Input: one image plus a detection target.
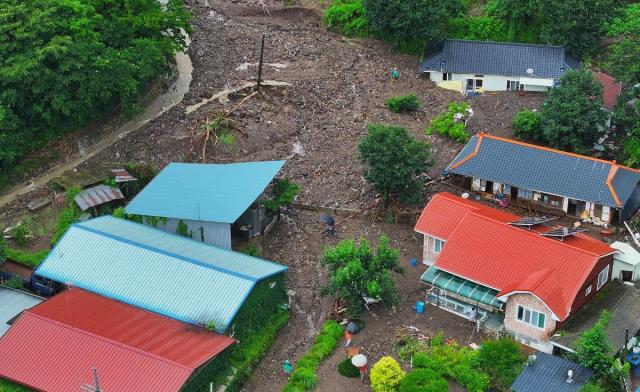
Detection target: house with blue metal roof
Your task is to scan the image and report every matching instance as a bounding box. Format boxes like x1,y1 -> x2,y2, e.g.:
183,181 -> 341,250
34,216 -> 288,333
125,161 -> 285,249
445,133 -> 640,224
420,40 -> 579,93
511,352 -> 592,392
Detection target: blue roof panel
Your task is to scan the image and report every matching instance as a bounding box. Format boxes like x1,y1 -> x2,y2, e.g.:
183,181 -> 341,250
446,135 -> 640,208
125,161 -> 285,223
35,218 -> 287,331
511,352 -> 592,392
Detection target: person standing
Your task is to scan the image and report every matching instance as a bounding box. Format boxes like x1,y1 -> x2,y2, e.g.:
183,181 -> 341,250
345,330 -> 353,347
391,67 -> 399,81
282,359 -> 293,377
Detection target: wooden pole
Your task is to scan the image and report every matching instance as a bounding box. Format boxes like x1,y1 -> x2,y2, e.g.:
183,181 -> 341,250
257,34 -> 265,91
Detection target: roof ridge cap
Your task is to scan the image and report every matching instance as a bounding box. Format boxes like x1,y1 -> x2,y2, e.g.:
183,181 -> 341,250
445,39 -> 566,50
22,311 -> 194,371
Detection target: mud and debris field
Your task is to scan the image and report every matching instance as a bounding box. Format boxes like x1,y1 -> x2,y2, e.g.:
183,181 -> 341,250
0,1 -> 548,391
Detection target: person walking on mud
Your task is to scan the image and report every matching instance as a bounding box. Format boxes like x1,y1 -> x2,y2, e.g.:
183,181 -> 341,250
391,67 -> 399,81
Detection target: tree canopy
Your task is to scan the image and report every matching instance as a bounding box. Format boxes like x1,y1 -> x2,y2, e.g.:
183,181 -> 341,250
0,0 -> 191,170
322,235 -> 402,317
359,123 -> 432,206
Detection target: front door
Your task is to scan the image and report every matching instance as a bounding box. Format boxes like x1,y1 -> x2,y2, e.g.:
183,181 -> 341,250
622,270 -> 633,282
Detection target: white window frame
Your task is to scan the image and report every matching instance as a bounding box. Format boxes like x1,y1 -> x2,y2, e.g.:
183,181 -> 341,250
597,265 -> 610,290
516,305 -> 546,329
585,285 -> 592,297
433,238 -> 444,253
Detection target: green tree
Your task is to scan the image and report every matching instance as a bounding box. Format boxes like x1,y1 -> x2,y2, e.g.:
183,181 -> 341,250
538,69 -> 607,153
476,337 -> 525,390
487,0 -> 541,42
361,0 -> 460,51
399,369 -> 448,392
538,0 -> 624,58
370,356 -> 406,392
606,3 -> 640,36
359,124 -> 432,206
322,236 -> 403,317
570,310 -> 612,377
0,0 -> 191,171
606,36 -> 640,85
513,109 -> 542,140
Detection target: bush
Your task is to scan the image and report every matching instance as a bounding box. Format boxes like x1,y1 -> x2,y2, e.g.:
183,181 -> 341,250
11,223 -> 30,247
425,102 -> 471,143
337,358 -> 361,377
0,236 -> 6,263
476,337 -> 525,390
399,369 -> 448,392
397,336 -> 426,362
370,356 -> 406,392
451,363 -> 491,392
51,187 -> 82,245
323,0 -> 368,37
386,93 -> 420,113
3,276 -> 24,290
282,320 -> 343,391
513,109 -> 542,140
5,248 -> 49,268
264,178 -> 300,213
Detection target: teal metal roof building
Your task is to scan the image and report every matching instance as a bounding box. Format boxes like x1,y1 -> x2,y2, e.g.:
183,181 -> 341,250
125,161 -> 285,223
35,216 -> 287,331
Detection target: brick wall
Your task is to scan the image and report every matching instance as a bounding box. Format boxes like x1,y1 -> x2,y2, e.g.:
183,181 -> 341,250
422,235 -> 442,265
504,293 -> 556,344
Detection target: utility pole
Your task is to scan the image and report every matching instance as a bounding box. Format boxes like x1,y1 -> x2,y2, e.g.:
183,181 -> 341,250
257,34 -> 265,92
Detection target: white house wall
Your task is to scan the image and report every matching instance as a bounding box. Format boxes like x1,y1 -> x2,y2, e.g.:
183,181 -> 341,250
147,218 -> 232,250
428,71 -> 552,92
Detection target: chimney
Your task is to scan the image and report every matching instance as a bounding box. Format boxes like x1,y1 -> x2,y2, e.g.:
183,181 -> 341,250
566,370 -> 574,383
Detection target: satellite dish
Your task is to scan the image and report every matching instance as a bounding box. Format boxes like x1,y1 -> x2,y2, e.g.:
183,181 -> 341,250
351,354 -> 367,367
526,68 -> 534,76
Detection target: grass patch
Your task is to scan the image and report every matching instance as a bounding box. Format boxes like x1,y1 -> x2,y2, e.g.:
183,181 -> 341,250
0,379 -> 33,392
323,0 -> 368,37
5,248 -> 49,268
282,320 -> 343,391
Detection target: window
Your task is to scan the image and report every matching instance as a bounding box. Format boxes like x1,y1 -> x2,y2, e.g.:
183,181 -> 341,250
597,265 -> 610,290
507,80 -> 520,91
442,73 -> 452,81
433,238 -> 444,253
475,79 -> 483,88
516,305 -> 546,329
585,285 -> 592,296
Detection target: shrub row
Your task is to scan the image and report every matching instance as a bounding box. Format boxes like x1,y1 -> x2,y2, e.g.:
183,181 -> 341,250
282,320 -> 344,391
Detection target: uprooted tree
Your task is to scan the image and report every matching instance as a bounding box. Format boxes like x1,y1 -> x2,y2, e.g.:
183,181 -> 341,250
322,235 -> 403,317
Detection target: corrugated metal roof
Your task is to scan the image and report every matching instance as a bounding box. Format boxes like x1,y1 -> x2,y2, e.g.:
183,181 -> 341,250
511,352 -> 592,392
0,289 -> 234,392
80,216 -> 286,280
125,161 -> 285,223
74,184 -> 124,211
0,287 -> 43,337
447,134 -> 640,209
420,39 -> 577,79
35,218 -> 287,331
415,193 -> 614,320
110,168 -> 137,183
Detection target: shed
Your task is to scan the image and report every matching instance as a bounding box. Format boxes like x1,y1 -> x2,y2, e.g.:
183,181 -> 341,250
511,352 -> 593,392
0,289 -> 235,392
34,216 -> 288,332
611,241 -> 640,282
0,287 -> 43,337
74,184 -> 124,211
125,161 -> 285,249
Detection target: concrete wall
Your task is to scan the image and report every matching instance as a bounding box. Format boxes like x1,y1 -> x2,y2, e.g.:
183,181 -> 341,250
422,235 -> 443,265
147,218 -> 232,250
504,293 -> 556,349
427,71 -> 552,92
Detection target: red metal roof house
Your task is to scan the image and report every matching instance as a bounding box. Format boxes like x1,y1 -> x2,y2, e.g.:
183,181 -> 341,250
0,289 -> 236,392
416,193 -> 616,352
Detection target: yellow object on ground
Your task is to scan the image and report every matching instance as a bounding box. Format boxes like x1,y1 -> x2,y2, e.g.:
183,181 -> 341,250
437,80 -> 463,93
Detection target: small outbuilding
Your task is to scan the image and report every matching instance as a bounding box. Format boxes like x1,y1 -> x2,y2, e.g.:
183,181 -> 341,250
611,241 -> 640,282
124,161 -> 285,249
511,352 -> 593,392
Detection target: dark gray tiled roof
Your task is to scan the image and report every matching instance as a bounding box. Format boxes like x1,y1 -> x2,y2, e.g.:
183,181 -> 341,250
511,352 -> 592,392
420,40 -> 578,79
446,135 -> 640,208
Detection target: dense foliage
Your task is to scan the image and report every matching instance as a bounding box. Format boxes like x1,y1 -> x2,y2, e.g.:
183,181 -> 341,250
0,236 -> 6,264
51,186 -> 82,245
476,337 -> 525,390
386,93 -> 420,113
282,320 -> 344,391
359,123 -> 432,206
370,356 -> 406,392
398,369 -> 448,392
606,3 -> 640,36
513,109 -> 542,139
323,0 -> 368,37
264,178 -> 300,213
322,236 -> 402,317
0,0 -> 191,171
337,358 -> 361,378
426,102 -> 471,143
606,36 -> 640,86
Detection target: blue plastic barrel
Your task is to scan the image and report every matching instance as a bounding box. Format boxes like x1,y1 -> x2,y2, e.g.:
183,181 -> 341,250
416,301 -> 425,314
409,258 -> 417,267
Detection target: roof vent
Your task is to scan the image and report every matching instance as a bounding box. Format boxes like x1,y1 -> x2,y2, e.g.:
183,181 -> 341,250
566,370 -> 574,383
